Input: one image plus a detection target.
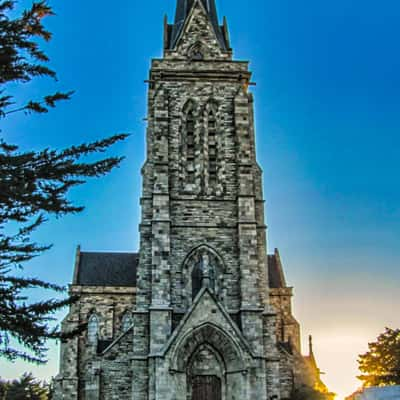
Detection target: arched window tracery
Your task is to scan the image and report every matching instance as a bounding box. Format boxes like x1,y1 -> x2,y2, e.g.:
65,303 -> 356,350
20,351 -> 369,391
87,314 -> 99,343
182,246 -> 225,307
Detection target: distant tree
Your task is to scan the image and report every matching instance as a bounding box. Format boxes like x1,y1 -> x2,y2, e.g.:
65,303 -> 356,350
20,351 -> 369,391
0,0 -> 127,363
345,389 -> 363,400
291,384 -> 335,400
358,327 -> 400,387
0,373 -> 50,400
0,377 -> 7,400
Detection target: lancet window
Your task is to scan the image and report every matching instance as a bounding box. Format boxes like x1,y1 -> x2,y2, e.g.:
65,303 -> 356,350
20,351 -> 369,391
191,256 -> 217,301
121,312 -> 132,332
207,108 -> 218,187
87,314 -> 99,343
191,259 -> 204,300
186,108 -> 196,184
182,246 -> 225,307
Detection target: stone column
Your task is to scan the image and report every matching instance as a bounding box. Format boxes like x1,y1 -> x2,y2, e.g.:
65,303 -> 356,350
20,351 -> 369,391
264,311 -> 281,400
235,87 -> 267,399
150,86 -> 173,400
84,362 -> 101,400
150,87 -> 172,350
132,311 -> 150,400
53,301 -> 80,400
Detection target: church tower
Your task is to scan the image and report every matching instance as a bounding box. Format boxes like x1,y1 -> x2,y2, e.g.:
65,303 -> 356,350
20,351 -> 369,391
134,0 -> 276,398
53,1 -> 323,400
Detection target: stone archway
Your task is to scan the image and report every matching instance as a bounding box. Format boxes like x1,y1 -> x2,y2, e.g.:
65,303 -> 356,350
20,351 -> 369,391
170,322 -> 248,400
187,343 -> 224,400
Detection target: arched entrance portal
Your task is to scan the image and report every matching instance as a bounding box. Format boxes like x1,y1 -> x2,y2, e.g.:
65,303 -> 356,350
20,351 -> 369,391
171,322 -> 248,400
188,344 -> 223,400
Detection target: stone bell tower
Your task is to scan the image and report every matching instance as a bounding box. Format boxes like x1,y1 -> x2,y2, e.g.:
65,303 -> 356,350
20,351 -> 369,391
132,0 -> 280,398
54,1 -> 312,399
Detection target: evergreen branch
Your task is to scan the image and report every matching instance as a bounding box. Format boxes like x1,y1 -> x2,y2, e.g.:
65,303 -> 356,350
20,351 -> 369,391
3,91 -> 73,115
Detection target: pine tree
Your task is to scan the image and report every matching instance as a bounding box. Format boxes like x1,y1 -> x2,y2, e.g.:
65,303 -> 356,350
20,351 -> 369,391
0,0 -> 127,363
358,327 -> 400,387
0,373 -> 50,400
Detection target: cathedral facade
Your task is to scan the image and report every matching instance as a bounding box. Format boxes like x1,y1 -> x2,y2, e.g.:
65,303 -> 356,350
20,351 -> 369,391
54,1 -> 323,399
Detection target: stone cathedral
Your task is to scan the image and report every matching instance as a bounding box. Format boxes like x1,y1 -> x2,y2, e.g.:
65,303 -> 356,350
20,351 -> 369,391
54,1 -> 327,399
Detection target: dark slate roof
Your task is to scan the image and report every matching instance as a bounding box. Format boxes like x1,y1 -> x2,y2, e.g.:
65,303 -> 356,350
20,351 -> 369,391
268,251 -> 287,289
75,252 -> 138,287
169,0 -> 228,50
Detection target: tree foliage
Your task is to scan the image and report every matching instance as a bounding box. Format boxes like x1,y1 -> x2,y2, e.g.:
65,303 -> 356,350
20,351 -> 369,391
358,327 -> 400,387
0,0 -> 127,363
291,385 -> 335,400
0,373 -> 50,400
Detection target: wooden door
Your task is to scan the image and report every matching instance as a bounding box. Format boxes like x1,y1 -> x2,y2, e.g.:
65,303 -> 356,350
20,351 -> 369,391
192,375 -> 221,400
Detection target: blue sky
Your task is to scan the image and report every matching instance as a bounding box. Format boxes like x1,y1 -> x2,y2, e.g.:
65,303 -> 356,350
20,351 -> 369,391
1,0 -> 399,398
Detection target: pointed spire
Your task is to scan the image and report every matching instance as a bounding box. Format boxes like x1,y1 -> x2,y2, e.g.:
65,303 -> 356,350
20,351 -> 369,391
268,248 -> 288,288
309,335 -> 314,356
174,0 -> 219,28
308,335 -> 318,367
169,0 -> 228,50
72,244 -> 81,284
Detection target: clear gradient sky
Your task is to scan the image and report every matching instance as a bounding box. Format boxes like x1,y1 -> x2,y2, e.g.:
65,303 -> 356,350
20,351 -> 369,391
1,0 -> 400,398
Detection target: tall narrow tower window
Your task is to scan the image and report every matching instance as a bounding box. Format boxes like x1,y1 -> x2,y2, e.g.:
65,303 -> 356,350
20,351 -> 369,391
207,109 -> 217,187
192,258 -> 203,300
87,314 -> 99,344
186,109 -> 196,184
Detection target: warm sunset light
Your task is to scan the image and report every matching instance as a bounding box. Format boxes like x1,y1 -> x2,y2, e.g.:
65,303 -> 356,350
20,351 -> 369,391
1,1 -> 399,400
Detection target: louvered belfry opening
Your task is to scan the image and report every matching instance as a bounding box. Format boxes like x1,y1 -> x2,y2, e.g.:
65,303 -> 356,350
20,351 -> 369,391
207,108 -> 217,188
186,108 -> 196,184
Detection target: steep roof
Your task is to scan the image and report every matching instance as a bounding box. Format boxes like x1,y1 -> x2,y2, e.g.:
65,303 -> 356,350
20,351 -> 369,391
268,249 -> 287,289
73,248 -> 287,290
168,0 -> 229,50
74,251 -> 138,287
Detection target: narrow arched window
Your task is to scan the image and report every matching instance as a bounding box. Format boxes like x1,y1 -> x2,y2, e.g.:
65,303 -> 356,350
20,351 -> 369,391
192,259 -> 203,300
207,109 -> 217,187
88,314 -> 99,343
121,312 -> 132,332
183,246 -> 226,308
186,109 -> 195,184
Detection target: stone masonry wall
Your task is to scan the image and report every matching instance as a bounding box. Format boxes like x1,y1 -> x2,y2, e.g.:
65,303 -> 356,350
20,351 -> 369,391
270,287 -> 301,352
55,286 -> 136,400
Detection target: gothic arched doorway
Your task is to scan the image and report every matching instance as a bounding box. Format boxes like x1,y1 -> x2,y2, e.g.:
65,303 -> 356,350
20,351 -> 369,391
187,343 -> 224,400
171,323 -> 249,400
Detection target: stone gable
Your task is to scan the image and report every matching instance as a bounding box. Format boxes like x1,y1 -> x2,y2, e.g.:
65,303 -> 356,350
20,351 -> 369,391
166,0 -> 231,61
